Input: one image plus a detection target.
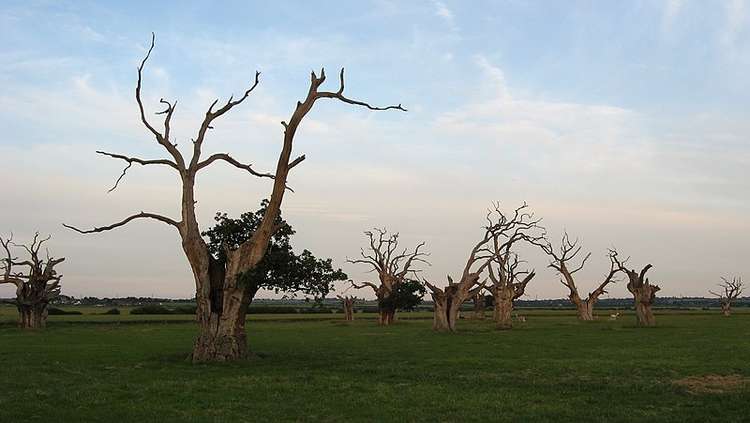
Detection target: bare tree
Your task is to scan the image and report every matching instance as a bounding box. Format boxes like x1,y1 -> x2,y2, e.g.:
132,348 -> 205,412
337,295 -> 358,321
423,203 -> 541,332
348,229 -> 428,325
483,203 -> 544,330
539,233 -> 619,320
487,253 -> 535,330
710,277 -> 744,317
0,233 -> 65,329
63,34 -> 405,362
610,249 -> 659,327
470,292 -> 486,320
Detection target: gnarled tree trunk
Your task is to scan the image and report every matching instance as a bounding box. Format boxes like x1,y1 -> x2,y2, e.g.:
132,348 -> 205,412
427,281 -> 481,332
471,293 -> 486,320
64,34 -> 405,362
1,233 -> 64,331
572,295 -> 595,321
338,295 -> 356,321
611,251 -> 659,327
492,285 -> 515,330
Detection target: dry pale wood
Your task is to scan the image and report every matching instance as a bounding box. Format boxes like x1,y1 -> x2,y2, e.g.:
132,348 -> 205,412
0,233 -> 64,329
539,233 -> 619,321
710,277 -> 744,317
610,249 -> 659,327
64,34 -> 404,362
348,229 -> 428,325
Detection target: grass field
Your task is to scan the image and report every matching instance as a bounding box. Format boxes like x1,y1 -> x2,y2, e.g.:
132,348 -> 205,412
1,309 -> 749,422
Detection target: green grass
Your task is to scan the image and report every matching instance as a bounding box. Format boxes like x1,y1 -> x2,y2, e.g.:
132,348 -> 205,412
1,311 -> 748,422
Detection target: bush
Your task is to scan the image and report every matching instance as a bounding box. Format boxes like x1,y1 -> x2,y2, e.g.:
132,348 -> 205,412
101,308 -> 120,315
129,304 -> 196,315
130,305 -> 174,315
47,307 -> 83,315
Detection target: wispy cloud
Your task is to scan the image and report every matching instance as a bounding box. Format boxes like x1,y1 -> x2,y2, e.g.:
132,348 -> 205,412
433,0 -> 458,32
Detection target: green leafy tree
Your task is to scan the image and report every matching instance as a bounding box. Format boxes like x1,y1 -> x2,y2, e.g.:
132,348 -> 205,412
381,279 -> 426,312
202,200 -> 347,300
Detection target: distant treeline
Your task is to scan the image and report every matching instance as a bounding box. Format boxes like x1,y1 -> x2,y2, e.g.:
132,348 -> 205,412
2,294 -> 742,310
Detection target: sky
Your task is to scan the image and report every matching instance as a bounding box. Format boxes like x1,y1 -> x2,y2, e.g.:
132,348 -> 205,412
1,0 -> 748,300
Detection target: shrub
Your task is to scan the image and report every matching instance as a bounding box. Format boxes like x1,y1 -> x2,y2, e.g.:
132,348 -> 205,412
101,308 -> 120,315
130,305 -> 174,315
47,307 -> 83,315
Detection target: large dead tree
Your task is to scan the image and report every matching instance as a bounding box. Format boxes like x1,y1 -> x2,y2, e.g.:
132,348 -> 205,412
0,233 -> 65,329
348,229 -> 428,325
483,203 -> 544,330
470,292 -> 486,320
710,277 -> 744,317
337,295 -> 358,321
487,253 -> 535,330
610,249 -> 659,327
540,233 -> 619,320
423,203 -> 541,332
64,34 -> 405,362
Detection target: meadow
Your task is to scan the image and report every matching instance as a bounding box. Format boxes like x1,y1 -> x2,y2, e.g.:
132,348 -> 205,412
1,308 -> 748,422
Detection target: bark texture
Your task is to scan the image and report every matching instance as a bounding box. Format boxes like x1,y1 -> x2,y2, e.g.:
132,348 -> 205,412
64,33 -> 404,362
349,229 -> 428,326
538,233 -> 619,321
710,277 -> 743,317
611,249 -> 659,327
1,233 -> 64,330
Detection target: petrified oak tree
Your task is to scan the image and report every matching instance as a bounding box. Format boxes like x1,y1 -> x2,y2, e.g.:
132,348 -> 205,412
487,253 -> 535,330
337,295 -> 357,321
710,277 -> 744,317
483,203 -> 544,330
64,34 -> 405,362
539,233 -> 619,321
0,233 -> 65,329
348,229 -> 428,325
610,249 -> 659,327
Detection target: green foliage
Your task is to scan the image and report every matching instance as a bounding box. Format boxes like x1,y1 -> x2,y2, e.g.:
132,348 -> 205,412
46,307 -> 82,315
130,305 -> 188,315
202,200 -> 348,299
101,308 -> 121,315
380,279 -> 426,311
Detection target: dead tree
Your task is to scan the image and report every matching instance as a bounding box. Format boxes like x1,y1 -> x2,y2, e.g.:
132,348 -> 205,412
470,292 -> 486,320
710,277 -> 744,317
483,203 -> 544,330
0,233 -> 65,329
610,249 -> 659,327
540,233 -> 619,320
348,229 -> 428,325
487,253 -> 535,330
337,295 -> 357,321
63,34 -> 405,362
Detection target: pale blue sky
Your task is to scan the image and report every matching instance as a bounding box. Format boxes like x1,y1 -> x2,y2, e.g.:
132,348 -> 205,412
1,1 -> 748,299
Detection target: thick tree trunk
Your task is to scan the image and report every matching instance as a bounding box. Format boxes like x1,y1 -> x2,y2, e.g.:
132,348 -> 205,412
721,303 -> 731,317
471,294 -> 485,320
343,302 -> 354,321
17,303 -> 47,329
190,255 -> 254,362
378,308 -> 396,325
495,298 -> 513,330
432,296 -> 451,331
572,296 -> 595,321
630,285 -> 658,327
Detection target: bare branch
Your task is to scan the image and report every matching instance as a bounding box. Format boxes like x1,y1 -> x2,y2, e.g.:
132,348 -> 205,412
63,212 -> 181,234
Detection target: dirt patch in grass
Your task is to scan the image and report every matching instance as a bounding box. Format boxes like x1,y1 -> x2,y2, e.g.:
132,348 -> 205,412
673,374 -> 749,395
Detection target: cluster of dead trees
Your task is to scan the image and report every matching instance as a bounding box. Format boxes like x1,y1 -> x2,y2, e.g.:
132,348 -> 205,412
346,202 -> 676,332
2,34 -> 745,363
